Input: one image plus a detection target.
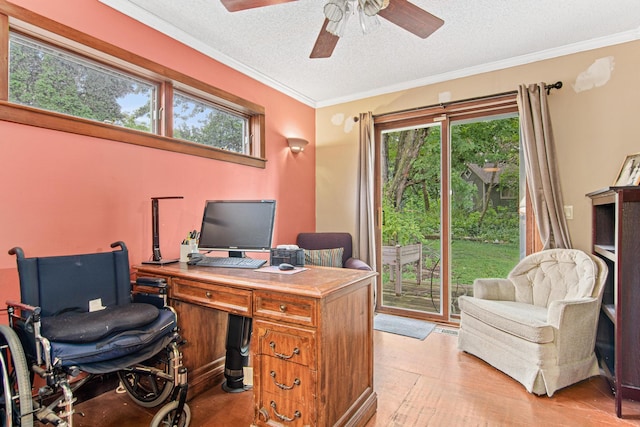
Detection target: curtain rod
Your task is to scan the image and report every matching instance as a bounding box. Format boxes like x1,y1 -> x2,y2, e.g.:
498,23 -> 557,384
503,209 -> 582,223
360,81 -> 563,122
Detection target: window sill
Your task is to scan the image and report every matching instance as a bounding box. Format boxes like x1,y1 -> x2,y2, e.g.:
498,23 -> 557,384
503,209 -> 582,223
0,102 -> 267,168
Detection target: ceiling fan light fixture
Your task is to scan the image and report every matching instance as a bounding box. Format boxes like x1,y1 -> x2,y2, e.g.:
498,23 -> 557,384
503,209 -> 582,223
326,1 -> 352,36
359,0 -> 384,16
358,5 -> 381,33
324,0 -> 347,22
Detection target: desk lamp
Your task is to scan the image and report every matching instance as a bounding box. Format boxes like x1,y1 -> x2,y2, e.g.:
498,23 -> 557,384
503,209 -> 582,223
142,196 -> 183,265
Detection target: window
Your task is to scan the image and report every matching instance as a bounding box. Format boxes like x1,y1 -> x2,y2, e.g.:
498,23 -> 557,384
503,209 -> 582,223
173,91 -> 248,154
0,5 -> 266,167
9,33 -> 158,132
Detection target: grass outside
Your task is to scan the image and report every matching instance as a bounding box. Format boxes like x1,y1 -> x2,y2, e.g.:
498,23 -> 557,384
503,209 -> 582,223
381,239 -> 520,314
450,239 -> 520,284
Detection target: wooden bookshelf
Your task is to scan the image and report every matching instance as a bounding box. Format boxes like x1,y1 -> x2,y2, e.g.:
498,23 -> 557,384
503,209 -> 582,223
587,186 -> 640,418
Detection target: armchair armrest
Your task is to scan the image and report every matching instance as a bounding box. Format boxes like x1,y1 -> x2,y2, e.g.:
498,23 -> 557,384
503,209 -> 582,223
473,278 -> 515,301
548,297 -> 600,363
344,257 -> 372,271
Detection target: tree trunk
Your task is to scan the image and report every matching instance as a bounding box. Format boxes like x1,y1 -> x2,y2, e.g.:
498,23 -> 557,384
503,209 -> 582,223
422,181 -> 430,211
386,128 -> 428,210
478,171 -> 498,226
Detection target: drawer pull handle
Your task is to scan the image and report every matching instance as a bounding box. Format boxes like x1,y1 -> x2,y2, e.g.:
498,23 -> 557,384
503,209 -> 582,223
270,371 -> 301,390
279,304 -> 287,312
269,342 -> 300,360
205,291 -> 212,298
270,401 -> 301,423
258,407 -> 270,421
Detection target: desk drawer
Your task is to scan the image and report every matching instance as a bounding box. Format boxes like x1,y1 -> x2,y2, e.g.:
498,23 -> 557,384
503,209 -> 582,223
260,357 -> 315,405
254,321 -> 315,368
258,391 -> 314,427
254,291 -> 317,327
171,278 -> 251,316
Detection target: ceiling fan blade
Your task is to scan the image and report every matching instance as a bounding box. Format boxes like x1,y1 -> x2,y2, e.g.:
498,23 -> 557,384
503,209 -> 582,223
378,0 -> 444,39
220,0 -> 297,12
310,19 -> 340,59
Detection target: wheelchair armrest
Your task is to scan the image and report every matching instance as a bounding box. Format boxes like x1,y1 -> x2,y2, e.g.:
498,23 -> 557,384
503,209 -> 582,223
136,277 -> 167,295
6,300 -> 41,319
136,277 -> 168,290
134,277 -> 168,305
6,300 -> 49,366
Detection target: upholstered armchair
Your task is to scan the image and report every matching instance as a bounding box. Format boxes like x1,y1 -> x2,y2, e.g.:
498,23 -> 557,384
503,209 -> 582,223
457,249 -> 607,396
296,232 -> 372,270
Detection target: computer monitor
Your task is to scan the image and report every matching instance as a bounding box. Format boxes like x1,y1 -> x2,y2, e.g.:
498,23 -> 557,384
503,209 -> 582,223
197,200 -> 276,257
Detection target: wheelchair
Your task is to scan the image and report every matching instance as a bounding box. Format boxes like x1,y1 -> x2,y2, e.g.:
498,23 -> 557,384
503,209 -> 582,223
0,242 -> 190,427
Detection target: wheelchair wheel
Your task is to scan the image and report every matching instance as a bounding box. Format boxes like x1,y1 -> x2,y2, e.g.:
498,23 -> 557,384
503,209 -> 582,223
150,401 -> 191,427
0,325 -> 33,427
117,346 -> 174,408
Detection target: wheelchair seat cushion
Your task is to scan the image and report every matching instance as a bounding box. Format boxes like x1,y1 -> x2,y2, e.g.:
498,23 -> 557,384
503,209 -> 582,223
48,308 -> 177,368
41,303 -> 159,343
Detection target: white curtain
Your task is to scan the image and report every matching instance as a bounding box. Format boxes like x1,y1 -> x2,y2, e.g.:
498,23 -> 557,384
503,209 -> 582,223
355,112 -> 377,270
517,83 -> 572,249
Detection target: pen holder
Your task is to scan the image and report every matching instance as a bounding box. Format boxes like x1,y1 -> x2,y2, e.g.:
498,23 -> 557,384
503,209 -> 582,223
180,243 -> 198,262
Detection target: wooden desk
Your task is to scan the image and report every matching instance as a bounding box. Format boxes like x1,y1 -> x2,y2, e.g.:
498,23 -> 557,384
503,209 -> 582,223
135,263 -> 377,427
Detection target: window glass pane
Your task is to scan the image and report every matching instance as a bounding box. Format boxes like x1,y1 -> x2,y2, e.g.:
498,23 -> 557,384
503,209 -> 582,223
449,115 -> 522,315
380,124 -> 442,315
9,33 -> 156,132
173,91 -> 247,154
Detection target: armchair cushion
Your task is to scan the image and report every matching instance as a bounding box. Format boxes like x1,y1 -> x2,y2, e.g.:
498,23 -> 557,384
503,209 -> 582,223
304,248 -> 344,268
297,232 -> 372,271
458,298 -> 553,343
508,249 -> 598,307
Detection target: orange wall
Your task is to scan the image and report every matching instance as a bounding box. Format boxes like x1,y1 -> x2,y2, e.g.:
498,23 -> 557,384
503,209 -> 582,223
0,0 -> 316,303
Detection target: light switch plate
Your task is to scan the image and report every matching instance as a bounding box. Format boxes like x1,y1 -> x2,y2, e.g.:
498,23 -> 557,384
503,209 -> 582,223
564,205 -> 573,220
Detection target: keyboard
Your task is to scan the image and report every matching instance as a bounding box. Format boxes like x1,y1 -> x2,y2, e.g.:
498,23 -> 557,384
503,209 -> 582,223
195,256 -> 266,269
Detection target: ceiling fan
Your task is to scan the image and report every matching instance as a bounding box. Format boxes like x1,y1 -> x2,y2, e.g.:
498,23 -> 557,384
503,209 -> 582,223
220,0 -> 444,58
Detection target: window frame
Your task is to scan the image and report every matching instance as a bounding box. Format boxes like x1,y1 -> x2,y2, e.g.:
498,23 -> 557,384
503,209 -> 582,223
0,3 -> 266,168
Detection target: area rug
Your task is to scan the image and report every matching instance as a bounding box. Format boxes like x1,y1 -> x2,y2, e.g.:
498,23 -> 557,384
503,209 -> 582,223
373,314 -> 436,340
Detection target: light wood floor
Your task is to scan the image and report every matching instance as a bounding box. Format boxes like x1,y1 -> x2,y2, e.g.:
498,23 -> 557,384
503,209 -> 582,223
75,328 -> 640,426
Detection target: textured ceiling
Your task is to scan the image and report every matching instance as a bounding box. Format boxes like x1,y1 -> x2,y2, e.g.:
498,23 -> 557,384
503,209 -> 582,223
99,0 -> 640,107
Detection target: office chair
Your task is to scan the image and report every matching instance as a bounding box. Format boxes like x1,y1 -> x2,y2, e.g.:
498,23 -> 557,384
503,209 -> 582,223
1,242 -> 189,427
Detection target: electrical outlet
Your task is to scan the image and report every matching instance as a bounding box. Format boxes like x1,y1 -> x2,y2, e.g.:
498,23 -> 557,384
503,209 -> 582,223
564,205 -> 573,220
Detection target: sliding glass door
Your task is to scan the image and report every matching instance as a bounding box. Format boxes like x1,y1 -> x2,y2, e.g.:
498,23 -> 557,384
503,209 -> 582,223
376,102 -> 524,322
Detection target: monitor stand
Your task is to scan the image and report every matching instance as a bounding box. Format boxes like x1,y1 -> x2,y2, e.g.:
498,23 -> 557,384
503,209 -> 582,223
142,196 -> 183,265
142,258 -> 179,265
228,250 -> 245,258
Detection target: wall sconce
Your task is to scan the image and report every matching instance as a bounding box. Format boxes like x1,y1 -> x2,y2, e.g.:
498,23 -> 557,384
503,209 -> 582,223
287,138 -> 309,153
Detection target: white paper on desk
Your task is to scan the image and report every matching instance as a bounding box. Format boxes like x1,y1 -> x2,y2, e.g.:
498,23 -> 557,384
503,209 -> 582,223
255,266 -> 308,274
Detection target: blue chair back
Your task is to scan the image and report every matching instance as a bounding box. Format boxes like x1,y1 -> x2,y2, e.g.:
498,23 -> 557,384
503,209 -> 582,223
12,242 -> 131,317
